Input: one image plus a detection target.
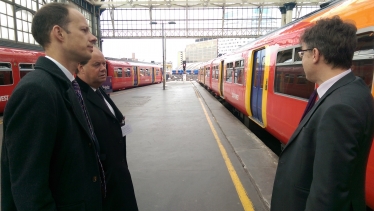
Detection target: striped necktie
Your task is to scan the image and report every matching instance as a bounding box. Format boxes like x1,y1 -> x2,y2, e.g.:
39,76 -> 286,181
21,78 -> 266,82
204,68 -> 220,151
72,79 -> 107,198
300,89 -> 318,122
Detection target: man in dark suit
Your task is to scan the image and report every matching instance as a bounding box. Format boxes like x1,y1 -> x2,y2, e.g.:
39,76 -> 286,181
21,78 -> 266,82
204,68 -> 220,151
76,47 -> 138,211
1,3 -> 104,211
271,16 -> 374,211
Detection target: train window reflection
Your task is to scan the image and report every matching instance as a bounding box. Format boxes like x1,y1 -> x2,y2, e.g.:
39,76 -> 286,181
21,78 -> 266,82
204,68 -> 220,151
125,68 -> 131,77
352,59 -> 373,90
114,68 -> 122,78
274,64 -> 314,99
277,49 -> 293,63
19,63 -> 34,79
0,62 -> 13,85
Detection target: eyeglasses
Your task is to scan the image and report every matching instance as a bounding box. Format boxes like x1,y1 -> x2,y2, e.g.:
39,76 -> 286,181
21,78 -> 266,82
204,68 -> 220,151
298,49 -> 313,59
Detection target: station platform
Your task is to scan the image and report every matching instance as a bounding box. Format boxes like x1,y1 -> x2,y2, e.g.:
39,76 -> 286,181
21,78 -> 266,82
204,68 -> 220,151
111,81 -> 279,211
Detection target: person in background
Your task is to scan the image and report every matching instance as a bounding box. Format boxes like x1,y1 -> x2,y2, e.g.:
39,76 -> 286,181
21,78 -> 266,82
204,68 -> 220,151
271,16 -> 374,211
76,47 -> 138,211
1,3 -> 104,210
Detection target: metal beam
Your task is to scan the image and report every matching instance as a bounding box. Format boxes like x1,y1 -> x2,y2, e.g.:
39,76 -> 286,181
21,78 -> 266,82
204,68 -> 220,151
93,0 -> 327,8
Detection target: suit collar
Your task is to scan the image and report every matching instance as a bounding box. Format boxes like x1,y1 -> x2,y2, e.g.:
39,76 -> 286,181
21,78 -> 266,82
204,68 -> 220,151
282,72 -> 356,152
76,76 -> 120,120
35,56 -> 72,87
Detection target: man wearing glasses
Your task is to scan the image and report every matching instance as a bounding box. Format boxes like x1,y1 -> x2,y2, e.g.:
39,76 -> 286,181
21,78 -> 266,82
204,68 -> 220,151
271,16 -> 374,211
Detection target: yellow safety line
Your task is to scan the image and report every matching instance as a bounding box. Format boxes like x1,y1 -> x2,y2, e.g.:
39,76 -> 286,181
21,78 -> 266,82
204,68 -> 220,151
196,95 -> 254,211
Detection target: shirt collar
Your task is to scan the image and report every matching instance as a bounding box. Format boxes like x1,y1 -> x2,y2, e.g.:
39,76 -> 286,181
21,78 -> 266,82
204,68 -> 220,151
45,56 -> 75,82
317,69 -> 351,98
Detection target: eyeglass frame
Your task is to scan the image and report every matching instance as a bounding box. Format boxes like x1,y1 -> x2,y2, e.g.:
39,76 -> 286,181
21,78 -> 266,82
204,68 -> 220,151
298,48 -> 313,59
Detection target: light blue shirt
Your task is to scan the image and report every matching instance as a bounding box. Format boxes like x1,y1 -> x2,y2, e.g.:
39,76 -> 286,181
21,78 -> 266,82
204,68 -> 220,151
317,69 -> 351,98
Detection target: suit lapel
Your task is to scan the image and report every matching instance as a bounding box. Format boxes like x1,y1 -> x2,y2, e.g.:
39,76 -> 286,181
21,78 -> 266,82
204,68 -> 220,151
282,72 -> 356,152
99,88 -> 124,123
65,88 -> 92,137
76,77 -> 119,121
87,90 -> 117,119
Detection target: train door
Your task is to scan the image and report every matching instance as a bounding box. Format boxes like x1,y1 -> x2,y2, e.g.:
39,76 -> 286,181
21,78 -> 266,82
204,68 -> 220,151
151,67 -> 155,83
219,60 -> 224,96
250,49 -> 266,124
133,66 -> 138,86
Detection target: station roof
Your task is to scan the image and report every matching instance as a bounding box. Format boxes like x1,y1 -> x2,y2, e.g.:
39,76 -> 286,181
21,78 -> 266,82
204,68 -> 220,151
90,0 -> 328,9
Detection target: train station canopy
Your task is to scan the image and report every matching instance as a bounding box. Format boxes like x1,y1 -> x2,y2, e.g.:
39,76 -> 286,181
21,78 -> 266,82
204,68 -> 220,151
91,0 -> 330,39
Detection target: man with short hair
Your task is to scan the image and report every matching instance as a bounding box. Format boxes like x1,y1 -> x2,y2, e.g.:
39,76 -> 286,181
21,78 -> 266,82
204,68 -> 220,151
76,47 -> 138,210
271,16 -> 374,211
1,2 -> 103,211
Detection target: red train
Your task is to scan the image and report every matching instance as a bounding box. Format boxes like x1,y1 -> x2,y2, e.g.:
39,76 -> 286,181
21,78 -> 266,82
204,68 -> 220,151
198,0 -> 374,209
0,47 -> 163,113
105,58 -> 162,91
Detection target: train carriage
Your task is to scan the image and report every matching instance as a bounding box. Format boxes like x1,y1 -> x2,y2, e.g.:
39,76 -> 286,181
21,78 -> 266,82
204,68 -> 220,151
200,0 -> 374,208
106,58 -> 162,91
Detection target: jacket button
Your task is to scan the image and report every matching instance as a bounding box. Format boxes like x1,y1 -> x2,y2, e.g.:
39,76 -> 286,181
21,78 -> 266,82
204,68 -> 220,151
119,140 -> 122,144
122,159 -> 125,163
92,176 -> 97,182
88,143 -> 92,148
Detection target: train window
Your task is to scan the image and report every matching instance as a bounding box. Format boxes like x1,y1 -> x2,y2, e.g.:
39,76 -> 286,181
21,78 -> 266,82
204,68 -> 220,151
19,63 -> 35,79
235,68 -> 244,84
140,69 -> 144,76
355,32 -> 374,55
294,48 -> 302,62
125,68 -> 131,77
274,64 -> 314,99
235,60 -> 240,67
156,69 -> 159,76
352,32 -> 374,90
276,49 -> 293,63
352,59 -> 374,90
226,68 -> 233,82
0,62 -> 13,85
114,68 -> 122,78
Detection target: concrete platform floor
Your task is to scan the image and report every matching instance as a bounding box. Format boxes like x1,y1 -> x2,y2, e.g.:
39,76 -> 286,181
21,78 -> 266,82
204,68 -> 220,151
0,80 -> 278,211
111,81 -> 278,211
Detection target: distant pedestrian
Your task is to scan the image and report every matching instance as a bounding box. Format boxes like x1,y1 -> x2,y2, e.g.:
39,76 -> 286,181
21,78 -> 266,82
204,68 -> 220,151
271,16 -> 374,211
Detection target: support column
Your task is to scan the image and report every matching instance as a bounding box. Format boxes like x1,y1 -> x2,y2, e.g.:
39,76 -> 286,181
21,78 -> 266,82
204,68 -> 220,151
284,2 -> 296,24
279,6 -> 286,26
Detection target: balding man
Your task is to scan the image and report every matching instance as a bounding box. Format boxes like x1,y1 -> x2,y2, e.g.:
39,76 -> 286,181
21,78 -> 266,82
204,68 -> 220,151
76,47 -> 138,211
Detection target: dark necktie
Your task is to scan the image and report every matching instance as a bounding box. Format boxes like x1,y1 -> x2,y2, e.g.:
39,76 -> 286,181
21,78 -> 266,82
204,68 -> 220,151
72,80 -> 107,198
300,89 -> 318,122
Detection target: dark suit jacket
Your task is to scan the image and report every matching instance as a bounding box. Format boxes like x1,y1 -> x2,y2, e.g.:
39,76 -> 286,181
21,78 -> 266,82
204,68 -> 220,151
271,72 -> 374,211
1,57 -> 103,211
76,77 -> 138,211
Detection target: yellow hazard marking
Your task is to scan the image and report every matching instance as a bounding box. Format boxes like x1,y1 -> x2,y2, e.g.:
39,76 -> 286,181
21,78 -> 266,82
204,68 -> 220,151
196,94 -> 255,211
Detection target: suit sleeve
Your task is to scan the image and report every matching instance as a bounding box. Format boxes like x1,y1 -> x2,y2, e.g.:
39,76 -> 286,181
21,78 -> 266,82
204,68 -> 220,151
3,82 -> 58,210
305,103 -> 363,210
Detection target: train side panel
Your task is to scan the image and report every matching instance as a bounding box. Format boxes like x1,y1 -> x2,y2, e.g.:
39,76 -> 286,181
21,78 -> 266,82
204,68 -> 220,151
0,48 -> 44,113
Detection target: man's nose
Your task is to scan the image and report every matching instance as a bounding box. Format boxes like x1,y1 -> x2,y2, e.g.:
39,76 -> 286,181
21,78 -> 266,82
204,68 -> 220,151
90,34 -> 98,44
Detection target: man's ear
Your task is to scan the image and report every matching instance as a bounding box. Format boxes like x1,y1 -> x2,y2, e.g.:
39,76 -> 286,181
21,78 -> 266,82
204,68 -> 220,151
77,64 -> 84,75
51,25 -> 64,42
312,48 -> 320,64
